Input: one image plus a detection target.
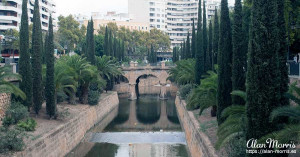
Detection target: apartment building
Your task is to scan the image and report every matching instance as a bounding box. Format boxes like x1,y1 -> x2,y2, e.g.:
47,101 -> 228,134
128,0 -> 220,47
166,0 -> 198,47
0,0 -> 57,32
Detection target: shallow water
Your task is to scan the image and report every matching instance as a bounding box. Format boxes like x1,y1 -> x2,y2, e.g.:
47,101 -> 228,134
68,96 -> 189,157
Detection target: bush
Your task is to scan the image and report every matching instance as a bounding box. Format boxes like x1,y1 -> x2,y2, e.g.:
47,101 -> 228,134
17,118 -> 37,131
88,90 -> 100,106
3,101 -> 29,127
0,127 -> 27,153
179,84 -> 194,100
57,91 -> 67,103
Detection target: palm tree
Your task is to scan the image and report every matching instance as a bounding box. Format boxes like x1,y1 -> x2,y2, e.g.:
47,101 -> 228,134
60,55 -> 105,104
187,70 -> 217,113
167,59 -> 195,85
95,55 -> 123,81
0,65 -> 26,100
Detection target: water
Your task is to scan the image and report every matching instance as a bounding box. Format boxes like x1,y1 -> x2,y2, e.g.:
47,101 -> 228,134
68,96 -> 189,157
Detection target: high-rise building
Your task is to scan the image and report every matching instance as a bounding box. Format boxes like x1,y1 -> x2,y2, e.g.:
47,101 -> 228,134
0,0 -> 57,32
166,0 -> 198,47
128,0 -> 220,47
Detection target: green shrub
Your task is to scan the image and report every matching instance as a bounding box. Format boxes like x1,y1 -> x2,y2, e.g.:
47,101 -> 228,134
179,84 -> 194,100
17,118 -> 37,131
3,101 -> 29,127
57,91 -> 67,103
0,127 -> 27,153
88,90 -> 100,105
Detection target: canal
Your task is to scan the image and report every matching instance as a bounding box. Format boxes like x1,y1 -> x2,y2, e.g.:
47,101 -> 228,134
67,95 -> 189,157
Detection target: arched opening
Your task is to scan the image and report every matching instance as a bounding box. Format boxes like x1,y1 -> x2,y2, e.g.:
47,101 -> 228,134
135,74 -> 160,98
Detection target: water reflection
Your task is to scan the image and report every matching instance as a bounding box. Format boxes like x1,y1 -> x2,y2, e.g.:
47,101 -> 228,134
104,96 -> 181,132
84,143 -> 188,157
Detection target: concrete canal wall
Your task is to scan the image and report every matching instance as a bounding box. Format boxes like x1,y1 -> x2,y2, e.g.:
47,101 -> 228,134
17,92 -> 119,157
175,95 -> 218,157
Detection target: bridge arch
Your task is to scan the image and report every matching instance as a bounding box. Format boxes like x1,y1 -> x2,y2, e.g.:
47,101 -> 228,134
121,62 -> 170,100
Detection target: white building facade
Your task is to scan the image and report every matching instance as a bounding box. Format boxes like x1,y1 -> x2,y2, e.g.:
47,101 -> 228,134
0,0 -> 57,32
129,0 -> 220,47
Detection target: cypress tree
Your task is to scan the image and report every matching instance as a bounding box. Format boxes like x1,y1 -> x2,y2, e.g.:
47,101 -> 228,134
217,0 -> 233,124
173,47 -> 178,62
87,18 -> 95,64
31,0 -> 43,115
182,40 -> 186,60
191,19 -> 196,58
208,20 -> 213,71
45,16 -> 56,118
108,30 -> 113,57
246,0 -> 280,143
213,8 -> 219,66
195,0 -> 204,85
232,0 -> 246,105
121,40 -> 125,61
277,0 -> 289,108
113,37 -> 117,58
203,0 -> 208,72
85,21 -> 90,57
186,32 -> 191,59
19,0 -> 32,111
104,26 -> 109,56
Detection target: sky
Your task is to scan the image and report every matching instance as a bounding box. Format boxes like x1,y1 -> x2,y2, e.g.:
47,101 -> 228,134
56,0 -> 235,17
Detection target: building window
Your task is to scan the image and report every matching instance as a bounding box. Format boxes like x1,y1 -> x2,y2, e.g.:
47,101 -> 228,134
150,13 -> 155,17
157,25 -> 160,28
150,8 -> 155,11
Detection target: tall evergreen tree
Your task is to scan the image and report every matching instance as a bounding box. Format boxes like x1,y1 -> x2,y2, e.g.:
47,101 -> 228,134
19,0 -> 32,111
203,0 -> 208,72
207,20 -> 213,70
31,0 -> 43,115
186,32 -> 191,59
104,26 -> 109,56
87,18 -> 95,64
108,30 -> 113,57
173,47 -> 179,62
191,19 -> 196,58
246,0 -> 281,143
195,0 -> 204,85
213,8 -> 219,66
217,0 -> 233,124
232,0 -> 246,105
182,40 -> 186,60
85,21 -> 91,57
45,16 -> 56,118
121,40 -> 125,61
277,0 -> 289,108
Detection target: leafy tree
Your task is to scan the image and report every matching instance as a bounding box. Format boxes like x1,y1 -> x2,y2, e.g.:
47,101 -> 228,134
57,15 -> 86,52
195,0 -> 204,85
0,66 -> 26,100
31,0 -> 43,115
203,0 -> 208,72
191,19 -> 196,59
217,0 -> 233,124
45,16 -> 56,118
19,0 -> 32,111
232,0 -> 246,105
246,0 -> 281,144
95,34 -> 104,56
213,8 -> 219,66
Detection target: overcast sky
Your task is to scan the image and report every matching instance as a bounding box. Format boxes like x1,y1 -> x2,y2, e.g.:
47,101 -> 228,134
56,0 -> 235,17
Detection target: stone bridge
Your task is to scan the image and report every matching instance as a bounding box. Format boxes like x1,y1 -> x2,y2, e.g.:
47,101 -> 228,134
122,61 -> 172,100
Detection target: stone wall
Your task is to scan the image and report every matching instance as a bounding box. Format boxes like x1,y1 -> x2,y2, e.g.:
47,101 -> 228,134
0,93 -> 11,126
175,95 -> 218,157
17,92 -> 119,157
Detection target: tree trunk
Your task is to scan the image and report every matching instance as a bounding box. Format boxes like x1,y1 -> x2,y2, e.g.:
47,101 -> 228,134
211,105 -> 217,117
